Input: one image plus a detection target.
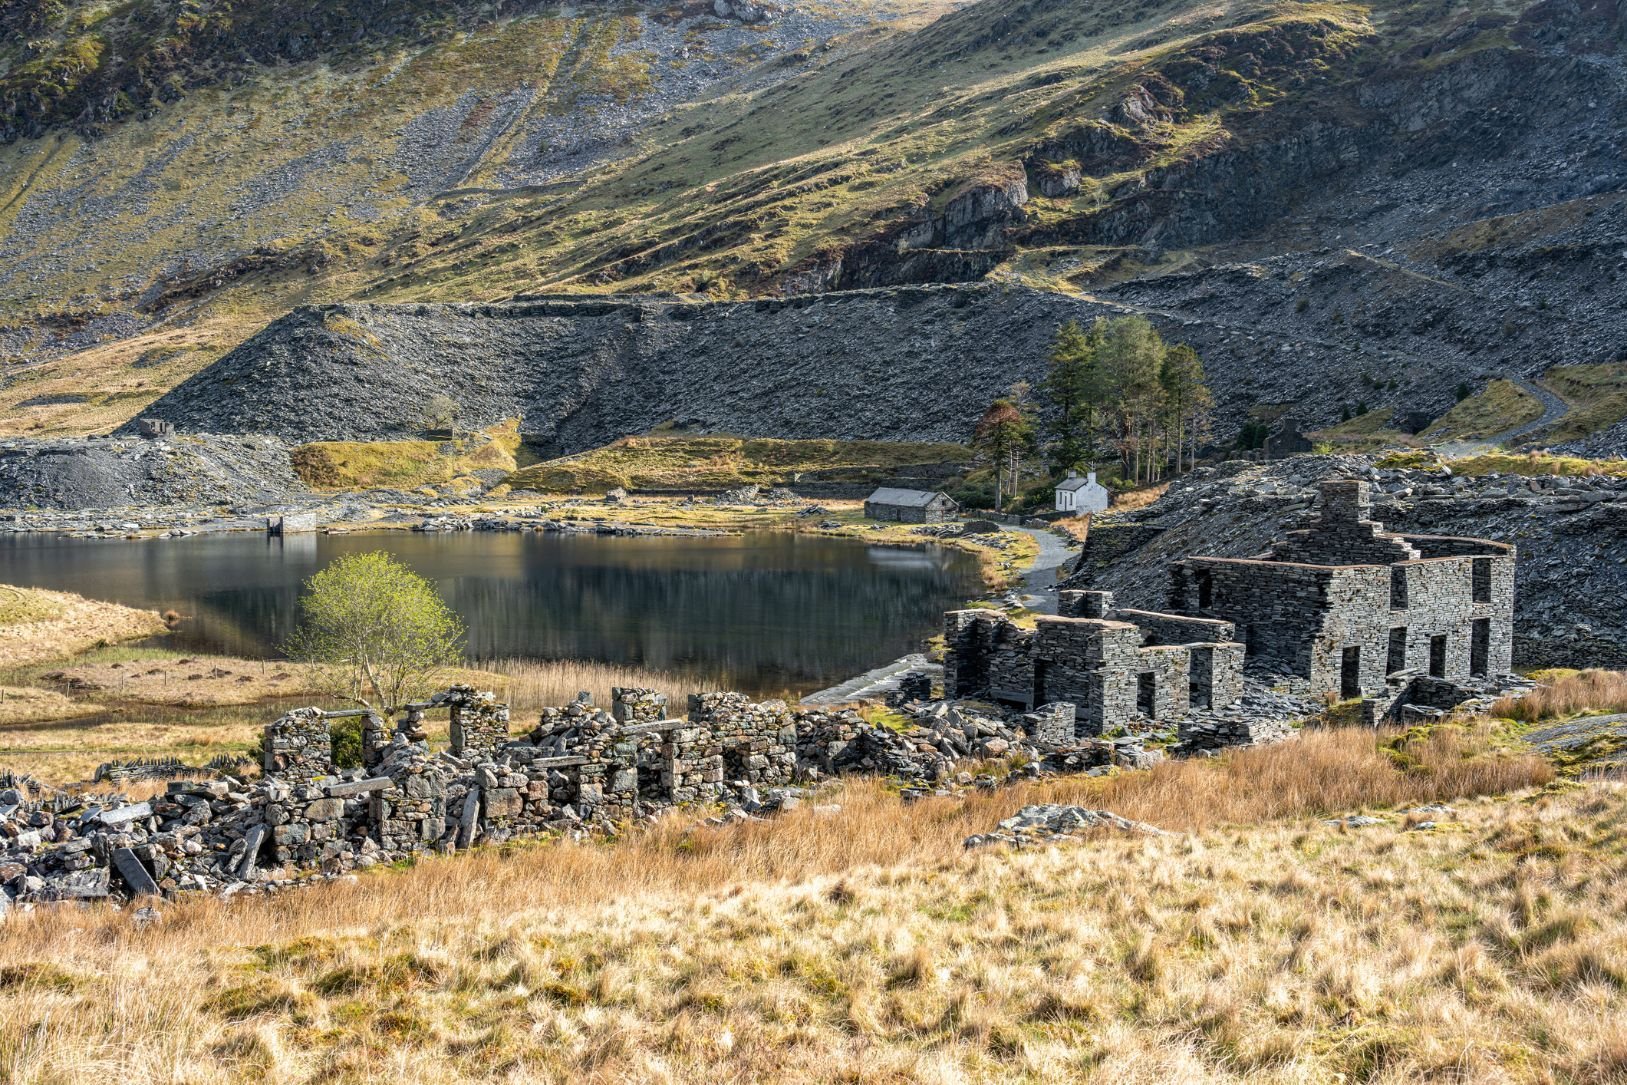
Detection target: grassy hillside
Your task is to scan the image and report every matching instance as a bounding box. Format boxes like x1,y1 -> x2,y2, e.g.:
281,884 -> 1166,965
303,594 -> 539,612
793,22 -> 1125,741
4,722 -> 1607,1083
2,0 -> 1621,441
0,0 -> 954,433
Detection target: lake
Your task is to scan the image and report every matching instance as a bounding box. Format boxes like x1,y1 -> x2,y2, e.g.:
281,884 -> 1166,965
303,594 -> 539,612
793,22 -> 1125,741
0,530 -> 982,695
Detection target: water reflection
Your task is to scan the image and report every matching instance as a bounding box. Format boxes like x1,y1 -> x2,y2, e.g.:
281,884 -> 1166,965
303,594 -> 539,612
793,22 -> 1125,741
0,531 -> 981,694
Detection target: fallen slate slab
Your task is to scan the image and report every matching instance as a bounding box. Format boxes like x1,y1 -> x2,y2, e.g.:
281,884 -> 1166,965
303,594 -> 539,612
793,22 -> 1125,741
234,825 -> 268,881
47,868 -> 110,900
323,777 -> 394,798
96,802 -> 152,827
112,847 -> 160,897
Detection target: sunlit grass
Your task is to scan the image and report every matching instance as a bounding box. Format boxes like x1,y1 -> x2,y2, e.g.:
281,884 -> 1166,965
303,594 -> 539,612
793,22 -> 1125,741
0,723 -> 1579,1084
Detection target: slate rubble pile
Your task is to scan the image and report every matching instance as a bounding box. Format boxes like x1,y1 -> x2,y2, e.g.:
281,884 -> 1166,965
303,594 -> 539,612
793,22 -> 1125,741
963,804 -> 1167,849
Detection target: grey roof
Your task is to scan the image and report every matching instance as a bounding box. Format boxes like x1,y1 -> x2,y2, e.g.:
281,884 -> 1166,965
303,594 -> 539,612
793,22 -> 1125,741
865,487 -> 952,507
1056,476 -> 1097,492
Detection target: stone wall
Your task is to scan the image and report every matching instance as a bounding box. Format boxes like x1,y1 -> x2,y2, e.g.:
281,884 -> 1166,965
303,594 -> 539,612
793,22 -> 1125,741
447,686 -> 510,761
262,708 -> 333,786
689,692 -> 797,788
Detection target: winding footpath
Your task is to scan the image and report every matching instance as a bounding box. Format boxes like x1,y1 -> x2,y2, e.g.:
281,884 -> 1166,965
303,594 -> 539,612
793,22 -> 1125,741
1432,374 -> 1571,457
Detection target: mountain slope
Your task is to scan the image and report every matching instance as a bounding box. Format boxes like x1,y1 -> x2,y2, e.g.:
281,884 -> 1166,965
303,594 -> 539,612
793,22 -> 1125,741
2,0 -> 1625,445
0,0 -> 953,431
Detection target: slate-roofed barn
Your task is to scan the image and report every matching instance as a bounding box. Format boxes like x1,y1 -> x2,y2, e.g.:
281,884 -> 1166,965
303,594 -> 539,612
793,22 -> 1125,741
863,487 -> 959,523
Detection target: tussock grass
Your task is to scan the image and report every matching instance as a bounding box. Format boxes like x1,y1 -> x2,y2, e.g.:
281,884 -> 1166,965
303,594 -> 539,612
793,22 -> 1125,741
0,587 -> 62,625
0,585 -> 166,667
477,657 -> 725,716
0,725 -> 1573,1083
1494,669 -> 1627,723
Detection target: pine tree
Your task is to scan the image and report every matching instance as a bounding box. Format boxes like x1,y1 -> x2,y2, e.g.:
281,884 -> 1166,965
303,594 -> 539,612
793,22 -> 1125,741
1042,320 -> 1103,476
1096,315 -> 1167,485
1158,342 -> 1212,475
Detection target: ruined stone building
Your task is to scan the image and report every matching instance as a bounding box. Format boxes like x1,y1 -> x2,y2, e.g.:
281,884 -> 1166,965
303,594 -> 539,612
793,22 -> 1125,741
1169,480 -> 1515,698
944,480 -> 1516,735
943,591 -> 1246,735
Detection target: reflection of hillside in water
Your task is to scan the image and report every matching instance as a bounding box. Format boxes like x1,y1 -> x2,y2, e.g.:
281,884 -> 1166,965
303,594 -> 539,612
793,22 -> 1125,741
0,531 -> 981,694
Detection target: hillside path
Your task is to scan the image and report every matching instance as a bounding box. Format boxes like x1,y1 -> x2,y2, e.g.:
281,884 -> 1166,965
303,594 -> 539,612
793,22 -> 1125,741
1432,375 -> 1570,457
1010,526 -> 1080,615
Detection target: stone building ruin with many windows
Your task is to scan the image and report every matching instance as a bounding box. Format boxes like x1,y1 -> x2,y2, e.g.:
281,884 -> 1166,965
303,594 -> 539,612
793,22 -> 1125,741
944,480 -> 1516,736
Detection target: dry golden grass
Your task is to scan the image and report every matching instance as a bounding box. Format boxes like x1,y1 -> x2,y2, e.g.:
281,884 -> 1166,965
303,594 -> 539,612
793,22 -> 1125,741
1103,482 -> 1169,515
1055,514 -> 1092,542
1494,669 -> 1627,723
0,719 -> 260,784
24,652 -> 325,708
476,657 -> 723,716
0,585 -> 167,667
0,725 -> 1571,1083
0,685 -> 94,726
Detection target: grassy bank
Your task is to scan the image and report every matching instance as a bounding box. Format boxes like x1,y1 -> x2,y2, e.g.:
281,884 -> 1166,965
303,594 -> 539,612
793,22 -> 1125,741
0,585 -> 167,667
291,422 -> 523,492
1378,448 -> 1627,478
1422,378 -> 1544,441
505,436 -> 972,494
0,723 -> 1579,1083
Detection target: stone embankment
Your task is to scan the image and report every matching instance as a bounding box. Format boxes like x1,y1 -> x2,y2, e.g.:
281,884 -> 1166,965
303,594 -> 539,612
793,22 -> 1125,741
1064,454 -> 1627,668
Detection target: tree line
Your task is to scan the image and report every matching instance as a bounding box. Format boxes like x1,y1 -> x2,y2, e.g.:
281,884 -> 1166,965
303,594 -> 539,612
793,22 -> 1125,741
972,315 -> 1213,509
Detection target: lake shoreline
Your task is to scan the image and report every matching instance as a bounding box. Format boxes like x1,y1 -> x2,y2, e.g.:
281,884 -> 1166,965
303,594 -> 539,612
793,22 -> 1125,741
1,493 -> 1044,593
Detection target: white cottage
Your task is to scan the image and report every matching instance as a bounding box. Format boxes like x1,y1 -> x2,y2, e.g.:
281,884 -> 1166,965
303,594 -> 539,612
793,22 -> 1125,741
1054,471 -> 1109,515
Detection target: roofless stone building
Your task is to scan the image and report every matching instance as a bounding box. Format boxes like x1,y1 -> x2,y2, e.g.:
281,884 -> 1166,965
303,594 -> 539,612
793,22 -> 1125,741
944,479 -> 1516,735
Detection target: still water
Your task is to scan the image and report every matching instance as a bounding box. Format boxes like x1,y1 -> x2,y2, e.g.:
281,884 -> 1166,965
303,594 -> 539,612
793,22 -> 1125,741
0,530 -> 982,694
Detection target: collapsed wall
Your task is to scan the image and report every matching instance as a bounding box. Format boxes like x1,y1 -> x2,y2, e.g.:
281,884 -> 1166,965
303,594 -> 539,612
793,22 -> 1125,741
0,674 -> 1263,905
